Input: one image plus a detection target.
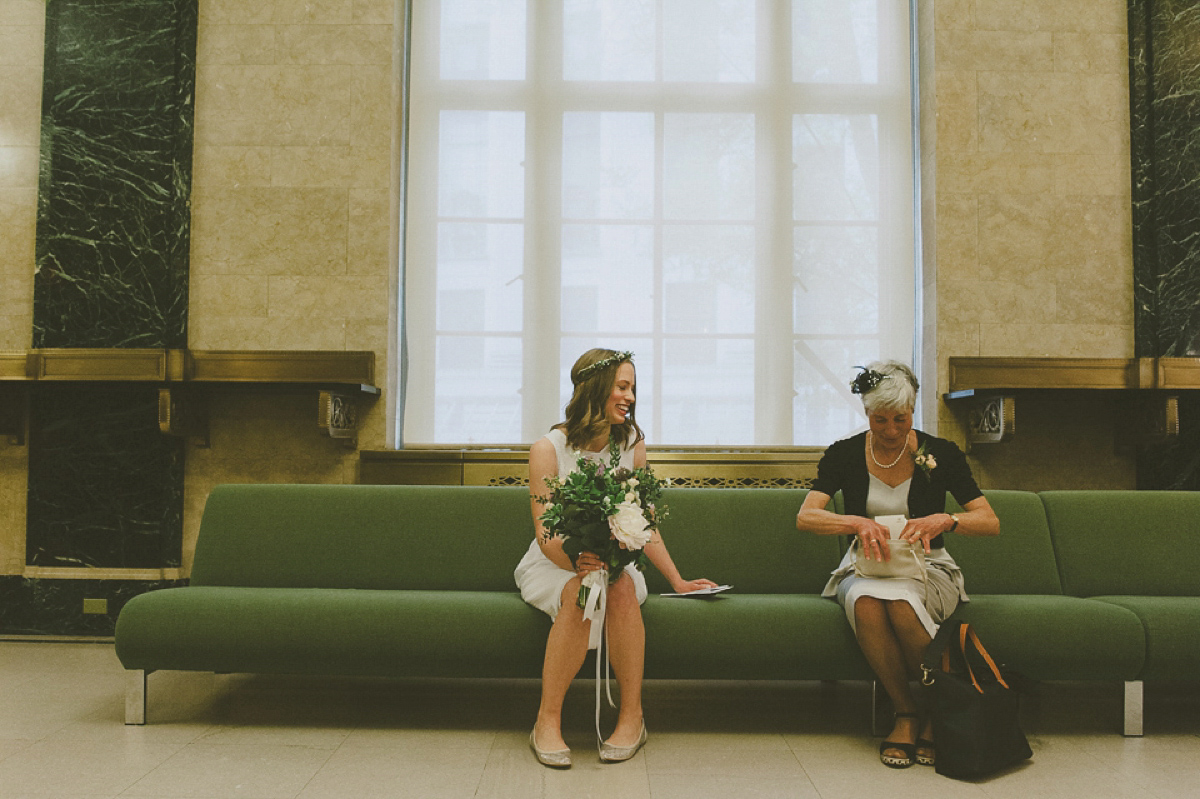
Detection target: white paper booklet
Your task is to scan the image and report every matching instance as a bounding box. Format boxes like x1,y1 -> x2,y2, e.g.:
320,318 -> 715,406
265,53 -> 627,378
874,514 -> 908,539
660,584 -> 734,597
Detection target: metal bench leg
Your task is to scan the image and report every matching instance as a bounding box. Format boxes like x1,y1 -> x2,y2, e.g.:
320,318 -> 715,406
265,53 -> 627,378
126,669 -> 148,725
1123,681 -> 1143,737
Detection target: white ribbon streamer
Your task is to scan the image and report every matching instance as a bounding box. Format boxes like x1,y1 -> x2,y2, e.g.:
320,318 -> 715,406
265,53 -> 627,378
579,568 -> 619,743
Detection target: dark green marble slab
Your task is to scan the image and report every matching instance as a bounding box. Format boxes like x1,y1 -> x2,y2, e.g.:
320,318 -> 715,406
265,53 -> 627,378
27,385 -> 184,570
1129,0 -> 1200,358
1129,1 -> 1200,489
34,0 -> 196,348
0,576 -> 186,637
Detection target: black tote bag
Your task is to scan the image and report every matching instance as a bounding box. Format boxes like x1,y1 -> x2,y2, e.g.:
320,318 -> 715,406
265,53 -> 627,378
920,620 -> 1032,779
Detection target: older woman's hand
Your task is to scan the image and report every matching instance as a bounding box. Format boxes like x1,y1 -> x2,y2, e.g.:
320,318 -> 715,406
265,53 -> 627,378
899,514 -> 956,553
853,517 -> 893,562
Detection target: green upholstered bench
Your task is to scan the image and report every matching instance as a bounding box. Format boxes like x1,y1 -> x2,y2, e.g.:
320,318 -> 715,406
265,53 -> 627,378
943,490 -> 1146,734
116,484 -> 860,723
1040,490 -> 1200,735
115,484 -> 1187,735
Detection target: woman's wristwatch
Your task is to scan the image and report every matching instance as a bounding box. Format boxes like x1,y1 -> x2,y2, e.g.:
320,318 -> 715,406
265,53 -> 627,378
947,513 -> 960,533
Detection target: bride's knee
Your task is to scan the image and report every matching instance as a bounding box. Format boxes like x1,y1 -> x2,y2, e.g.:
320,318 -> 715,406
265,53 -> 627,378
606,574 -> 641,612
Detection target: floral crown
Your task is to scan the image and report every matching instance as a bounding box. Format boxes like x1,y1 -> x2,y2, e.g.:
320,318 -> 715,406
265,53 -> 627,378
574,351 -> 634,384
850,366 -> 890,395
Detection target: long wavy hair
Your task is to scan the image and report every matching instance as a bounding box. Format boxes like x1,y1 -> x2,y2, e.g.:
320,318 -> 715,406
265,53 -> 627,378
556,348 -> 644,451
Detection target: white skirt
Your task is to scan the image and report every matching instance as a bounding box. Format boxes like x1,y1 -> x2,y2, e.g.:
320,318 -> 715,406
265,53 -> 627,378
822,546 -> 966,638
514,539 -> 648,621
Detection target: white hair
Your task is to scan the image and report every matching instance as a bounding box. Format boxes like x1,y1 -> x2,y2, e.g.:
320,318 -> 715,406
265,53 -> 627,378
860,360 -> 919,414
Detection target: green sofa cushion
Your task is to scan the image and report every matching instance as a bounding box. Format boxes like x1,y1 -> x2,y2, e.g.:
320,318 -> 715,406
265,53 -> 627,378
1091,597 -> 1200,681
643,594 -> 872,680
944,490 -> 1063,595
190,485 -> 535,592
646,488 -> 842,594
116,586 -> 549,677
951,595 -> 1145,681
1041,490 -> 1200,596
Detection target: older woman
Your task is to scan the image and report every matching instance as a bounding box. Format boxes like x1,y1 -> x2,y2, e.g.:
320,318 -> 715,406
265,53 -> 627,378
796,361 -> 999,769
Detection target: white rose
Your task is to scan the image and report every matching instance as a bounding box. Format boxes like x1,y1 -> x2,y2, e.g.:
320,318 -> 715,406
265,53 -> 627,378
609,500 -> 653,550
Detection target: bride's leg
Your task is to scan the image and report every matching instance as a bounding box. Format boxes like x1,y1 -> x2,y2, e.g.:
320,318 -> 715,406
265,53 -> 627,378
604,572 -> 646,746
534,576 -> 590,751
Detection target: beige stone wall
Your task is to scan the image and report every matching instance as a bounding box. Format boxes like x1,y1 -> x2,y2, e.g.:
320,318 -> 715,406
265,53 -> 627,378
924,0 -> 1136,488
0,0 -> 43,575
182,0 -> 395,568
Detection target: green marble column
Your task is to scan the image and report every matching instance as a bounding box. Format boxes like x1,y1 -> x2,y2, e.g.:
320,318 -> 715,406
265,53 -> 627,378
1,0 -> 196,636
34,0 -> 195,347
1129,1 -> 1200,489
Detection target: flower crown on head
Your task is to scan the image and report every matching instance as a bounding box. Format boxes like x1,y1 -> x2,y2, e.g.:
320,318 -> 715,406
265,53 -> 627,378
574,351 -> 634,384
850,365 -> 890,395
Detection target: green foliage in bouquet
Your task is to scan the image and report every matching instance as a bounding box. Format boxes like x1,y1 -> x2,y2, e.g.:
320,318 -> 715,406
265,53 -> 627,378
538,438 -> 668,603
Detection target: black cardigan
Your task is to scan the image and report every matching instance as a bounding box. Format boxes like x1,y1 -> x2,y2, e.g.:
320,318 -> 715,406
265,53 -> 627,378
810,430 -> 983,549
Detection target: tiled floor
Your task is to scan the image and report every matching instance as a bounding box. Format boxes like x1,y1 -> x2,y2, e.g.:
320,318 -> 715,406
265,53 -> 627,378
1,641 -> 1198,798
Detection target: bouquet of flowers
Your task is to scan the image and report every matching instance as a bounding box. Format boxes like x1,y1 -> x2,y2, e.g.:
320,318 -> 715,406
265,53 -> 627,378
538,441 -> 668,609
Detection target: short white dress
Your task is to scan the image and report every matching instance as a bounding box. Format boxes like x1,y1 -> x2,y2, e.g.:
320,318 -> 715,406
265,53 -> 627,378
822,474 -> 967,638
514,428 -> 649,623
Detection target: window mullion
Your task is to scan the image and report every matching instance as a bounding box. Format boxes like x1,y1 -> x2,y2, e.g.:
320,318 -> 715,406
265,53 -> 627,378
756,0 -> 794,445
523,1 -> 565,440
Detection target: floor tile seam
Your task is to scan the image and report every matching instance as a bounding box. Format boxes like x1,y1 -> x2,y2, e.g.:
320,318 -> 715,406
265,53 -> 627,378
112,740 -> 336,799
286,745 -> 341,799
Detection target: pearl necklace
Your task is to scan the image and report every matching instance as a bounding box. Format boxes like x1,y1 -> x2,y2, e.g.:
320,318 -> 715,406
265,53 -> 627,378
868,431 -> 907,469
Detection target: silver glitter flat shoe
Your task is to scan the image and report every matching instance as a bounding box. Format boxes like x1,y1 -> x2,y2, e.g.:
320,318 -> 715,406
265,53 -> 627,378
599,723 -> 647,763
530,729 -> 571,768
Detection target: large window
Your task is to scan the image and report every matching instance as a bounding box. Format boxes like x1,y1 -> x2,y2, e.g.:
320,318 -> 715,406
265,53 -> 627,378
402,0 -> 916,446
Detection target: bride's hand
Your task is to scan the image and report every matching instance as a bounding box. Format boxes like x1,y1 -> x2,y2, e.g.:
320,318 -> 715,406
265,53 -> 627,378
671,578 -> 719,594
575,551 -> 604,577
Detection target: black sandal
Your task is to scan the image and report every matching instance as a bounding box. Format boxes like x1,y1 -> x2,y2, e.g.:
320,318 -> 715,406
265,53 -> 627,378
916,737 -> 935,766
879,712 -> 918,769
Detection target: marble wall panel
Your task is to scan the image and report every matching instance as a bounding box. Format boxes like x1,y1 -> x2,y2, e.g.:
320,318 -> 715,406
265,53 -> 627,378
0,148 -> 40,188
0,188 -> 36,345
189,187 -> 349,276
935,30 -> 1054,72
933,0 -> 973,29
1053,32 -> 1128,73
0,8 -> 42,355
348,188 -> 392,276
190,145 -> 273,188
33,0 -> 196,349
1130,0 -> 1200,358
276,24 -> 391,64
352,0 -> 393,25
196,24 -> 276,66
268,275 -> 389,320
0,67 -> 43,146
934,70 -> 977,153
199,0 -> 354,26
937,152 -> 1056,196
194,65 -> 354,146
26,385 -> 184,570
977,322 -> 1134,358
988,0 -> 1127,33
1128,0 -> 1200,489
977,72 -> 1126,155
